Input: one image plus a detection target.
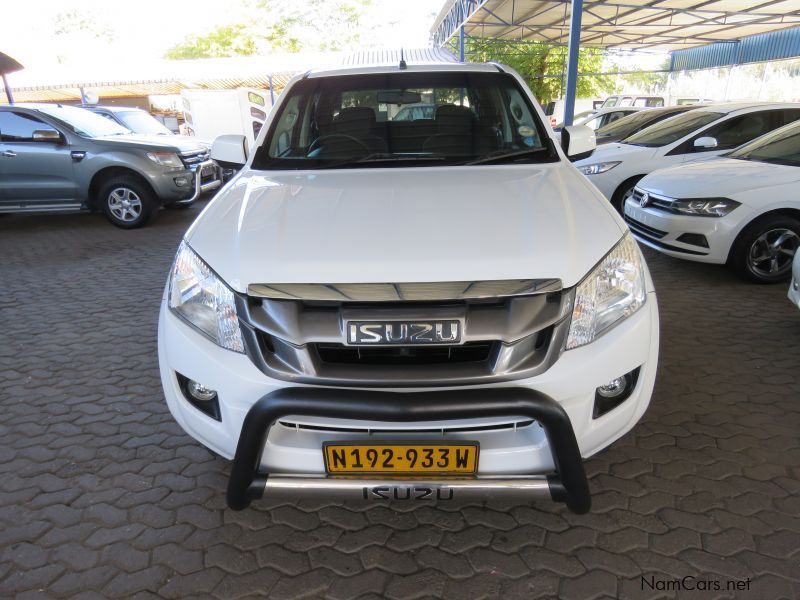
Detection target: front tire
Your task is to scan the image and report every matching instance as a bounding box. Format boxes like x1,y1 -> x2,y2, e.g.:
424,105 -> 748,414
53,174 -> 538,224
611,176 -> 643,214
98,176 -> 158,229
730,214 -> 800,283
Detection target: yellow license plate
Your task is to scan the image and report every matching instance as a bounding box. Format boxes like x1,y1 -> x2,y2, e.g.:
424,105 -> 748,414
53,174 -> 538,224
323,442 -> 479,475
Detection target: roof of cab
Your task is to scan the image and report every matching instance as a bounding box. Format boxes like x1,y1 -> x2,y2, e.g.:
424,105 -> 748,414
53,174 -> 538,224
305,61 -> 504,79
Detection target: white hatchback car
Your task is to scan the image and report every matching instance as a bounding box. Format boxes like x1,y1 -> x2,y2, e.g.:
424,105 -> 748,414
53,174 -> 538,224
158,61 -> 659,514
625,120 -> 800,283
576,103 -> 800,211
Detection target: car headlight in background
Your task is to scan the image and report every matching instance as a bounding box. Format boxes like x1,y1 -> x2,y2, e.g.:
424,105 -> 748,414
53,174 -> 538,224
577,161 -> 621,176
566,233 -> 646,350
168,241 -> 245,353
667,197 -> 740,217
146,151 -> 184,169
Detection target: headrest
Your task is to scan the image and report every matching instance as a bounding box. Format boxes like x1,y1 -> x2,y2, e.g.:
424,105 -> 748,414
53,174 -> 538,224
435,104 -> 473,133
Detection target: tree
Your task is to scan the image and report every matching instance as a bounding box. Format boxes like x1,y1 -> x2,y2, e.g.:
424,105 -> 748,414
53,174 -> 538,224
455,38 -> 617,102
164,0 -> 371,59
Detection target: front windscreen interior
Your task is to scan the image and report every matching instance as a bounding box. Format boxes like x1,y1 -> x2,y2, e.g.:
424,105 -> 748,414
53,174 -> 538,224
252,71 -> 554,169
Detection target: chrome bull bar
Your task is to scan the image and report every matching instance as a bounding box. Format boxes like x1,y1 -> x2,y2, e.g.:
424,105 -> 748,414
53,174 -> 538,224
174,160 -> 222,205
227,387 -> 592,514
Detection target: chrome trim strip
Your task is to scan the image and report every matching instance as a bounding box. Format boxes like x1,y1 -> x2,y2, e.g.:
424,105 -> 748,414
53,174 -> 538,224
258,475 -> 553,501
247,279 -> 562,301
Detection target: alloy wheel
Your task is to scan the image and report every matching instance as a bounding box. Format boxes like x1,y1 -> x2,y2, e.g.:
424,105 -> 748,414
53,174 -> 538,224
107,187 -> 142,223
747,228 -> 799,277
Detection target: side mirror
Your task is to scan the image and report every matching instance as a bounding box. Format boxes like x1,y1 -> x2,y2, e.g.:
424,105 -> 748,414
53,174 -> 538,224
693,136 -> 718,149
211,134 -> 248,169
561,125 -> 596,162
32,129 -> 62,143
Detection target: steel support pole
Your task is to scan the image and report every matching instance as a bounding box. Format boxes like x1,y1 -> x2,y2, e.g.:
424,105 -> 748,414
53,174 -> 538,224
268,75 -> 275,105
563,0 -> 583,126
459,24 -> 465,62
2,74 -> 13,104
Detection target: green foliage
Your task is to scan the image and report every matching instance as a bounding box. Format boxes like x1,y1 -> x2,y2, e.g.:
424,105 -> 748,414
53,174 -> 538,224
165,24 -> 260,60
457,38 -> 617,102
164,0 -> 372,59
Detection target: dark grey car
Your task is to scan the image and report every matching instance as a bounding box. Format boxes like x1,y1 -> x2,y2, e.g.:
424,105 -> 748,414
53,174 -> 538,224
0,104 -> 221,228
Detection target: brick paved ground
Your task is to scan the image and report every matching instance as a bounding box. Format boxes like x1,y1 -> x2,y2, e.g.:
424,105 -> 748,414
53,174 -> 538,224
1,204 -> 798,600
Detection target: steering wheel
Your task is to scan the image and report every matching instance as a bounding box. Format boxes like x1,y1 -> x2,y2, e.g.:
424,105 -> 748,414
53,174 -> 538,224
307,134 -> 371,156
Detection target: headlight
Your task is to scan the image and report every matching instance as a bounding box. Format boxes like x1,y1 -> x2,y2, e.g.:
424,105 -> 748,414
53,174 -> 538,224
168,241 -> 245,353
566,233 -> 646,350
669,197 -> 739,217
577,161 -> 620,175
147,151 -> 184,169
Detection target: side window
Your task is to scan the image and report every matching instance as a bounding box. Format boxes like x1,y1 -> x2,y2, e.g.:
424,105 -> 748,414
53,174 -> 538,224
777,109 -> 800,127
698,112 -> 772,150
269,94 -> 301,156
0,111 -> 55,142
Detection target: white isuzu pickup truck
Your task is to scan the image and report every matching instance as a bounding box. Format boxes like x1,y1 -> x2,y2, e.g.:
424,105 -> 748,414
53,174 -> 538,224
158,60 -> 659,514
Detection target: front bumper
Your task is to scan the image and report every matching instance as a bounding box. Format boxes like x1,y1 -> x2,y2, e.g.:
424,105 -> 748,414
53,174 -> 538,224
149,160 -> 223,203
228,387 -> 590,513
624,197 -> 748,264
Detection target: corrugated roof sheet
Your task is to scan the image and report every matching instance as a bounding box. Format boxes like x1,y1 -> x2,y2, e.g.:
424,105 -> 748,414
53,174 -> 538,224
671,26 -> 800,71
4,48 -> 453,103
432,0 -> 800,50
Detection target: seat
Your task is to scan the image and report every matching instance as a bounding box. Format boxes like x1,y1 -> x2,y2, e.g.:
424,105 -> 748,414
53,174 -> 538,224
331,107 -> 388,154
423,105 -> 475,155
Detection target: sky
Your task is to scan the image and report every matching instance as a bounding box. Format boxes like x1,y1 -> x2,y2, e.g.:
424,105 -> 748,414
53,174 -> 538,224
4,0 -> 440,69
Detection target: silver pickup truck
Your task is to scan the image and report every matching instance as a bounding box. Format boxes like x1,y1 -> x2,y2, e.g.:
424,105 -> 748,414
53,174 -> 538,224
0,103 -> 221,228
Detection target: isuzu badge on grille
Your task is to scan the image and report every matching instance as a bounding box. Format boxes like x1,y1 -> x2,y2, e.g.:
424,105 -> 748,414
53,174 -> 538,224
346,321 -> 461,345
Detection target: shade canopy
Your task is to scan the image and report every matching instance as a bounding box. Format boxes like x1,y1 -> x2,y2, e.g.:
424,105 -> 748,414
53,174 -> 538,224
0,51 -> 23,76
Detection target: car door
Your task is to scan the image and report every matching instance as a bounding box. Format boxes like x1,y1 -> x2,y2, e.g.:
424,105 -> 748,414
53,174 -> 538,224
0,110 -> 77,205
676,111 -> 775,162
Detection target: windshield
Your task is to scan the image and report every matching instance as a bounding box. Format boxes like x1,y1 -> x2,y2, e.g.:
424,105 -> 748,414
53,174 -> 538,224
728,121 -> 800,167
117,110 -> 171,135
252,71 -> 555,170
624,110 -> 721,147
36,105 -> 131,138
596,108 -> 681,138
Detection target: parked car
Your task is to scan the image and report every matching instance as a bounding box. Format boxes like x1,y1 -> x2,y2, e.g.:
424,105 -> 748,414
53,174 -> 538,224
600,94 -> 665,108
624,119 -> 800,283
81,104 -> 209,146
576,102 -> 800,211
158,61 -> 659,513
554,106 -> 641,132
594,105 -> 698,145
393,103 -> 436,121
0,104 -> 222,227
790,252 -> 800,308
543,97 -> 598,127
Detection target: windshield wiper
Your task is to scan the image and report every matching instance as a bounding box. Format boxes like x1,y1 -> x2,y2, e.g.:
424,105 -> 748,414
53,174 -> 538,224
464,147 -> 550,165
323,154 -> 448,169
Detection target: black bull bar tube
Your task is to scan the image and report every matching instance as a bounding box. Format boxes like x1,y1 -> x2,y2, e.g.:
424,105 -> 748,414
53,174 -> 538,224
227,387 -> 591,514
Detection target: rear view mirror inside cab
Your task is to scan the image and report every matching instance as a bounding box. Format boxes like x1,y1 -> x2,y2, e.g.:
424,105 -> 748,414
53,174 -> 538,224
377,90 -> 423,105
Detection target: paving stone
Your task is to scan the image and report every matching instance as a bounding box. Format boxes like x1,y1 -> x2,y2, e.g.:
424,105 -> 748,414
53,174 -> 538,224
2,210 -> 799,600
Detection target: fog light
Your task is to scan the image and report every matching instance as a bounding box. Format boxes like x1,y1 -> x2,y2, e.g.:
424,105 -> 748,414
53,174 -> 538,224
177,373 -> 221,421
174,176 -> 189,187
188,380 -> 217,402
593,368 -> 640,419
597,376 -> 627,399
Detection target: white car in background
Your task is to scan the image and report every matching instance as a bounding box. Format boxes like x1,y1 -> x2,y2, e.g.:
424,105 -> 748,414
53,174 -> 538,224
576,103 -> 800,211
790,252 -> 800,308
554,106 -> 642,132
625,120 -> 800,283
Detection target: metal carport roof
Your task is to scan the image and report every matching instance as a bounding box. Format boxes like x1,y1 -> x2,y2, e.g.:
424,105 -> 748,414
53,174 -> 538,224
432,0 -> 800,50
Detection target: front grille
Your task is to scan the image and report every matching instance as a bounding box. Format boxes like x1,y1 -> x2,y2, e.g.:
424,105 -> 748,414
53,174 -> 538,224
631,189 -> 678,212
237,285 -> 571,387
181,150 -> 210,167
624,214 -> 668,240
315,341 -> 494,366
277,419 -> 535,434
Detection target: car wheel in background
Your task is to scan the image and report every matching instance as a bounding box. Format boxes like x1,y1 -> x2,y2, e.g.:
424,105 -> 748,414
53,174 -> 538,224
611,176 -> 643,214
98,175 -> 158,229
731,214 -> 800,283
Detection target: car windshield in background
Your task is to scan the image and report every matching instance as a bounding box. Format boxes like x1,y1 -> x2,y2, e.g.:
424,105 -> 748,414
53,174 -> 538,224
37,105 -> 131,138
252,71 -> 555,169
596,108 -> 683,138
728,121 -> 800,167
623,110 -> 721,147
117,111 -> 172,135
